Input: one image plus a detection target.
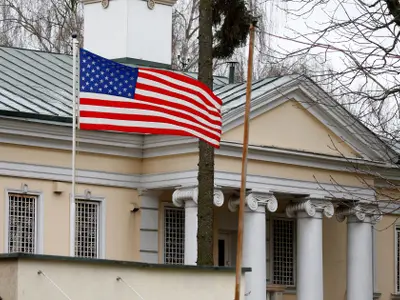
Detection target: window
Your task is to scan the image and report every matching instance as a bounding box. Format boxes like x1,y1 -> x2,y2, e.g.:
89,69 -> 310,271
396,226 -> 400,293
271,218 -> 296,287
5,189 -> 43,254
7,193 -> 38,253
74,200 -> 101,258
163,206 -> 185,264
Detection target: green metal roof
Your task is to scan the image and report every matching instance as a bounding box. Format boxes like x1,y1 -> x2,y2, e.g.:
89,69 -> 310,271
0,45 -> 308,125
0,46 -> 231,120
0,47 -> 396,159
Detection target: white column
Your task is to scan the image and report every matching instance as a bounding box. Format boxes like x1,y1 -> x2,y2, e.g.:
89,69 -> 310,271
229,191 -> 278,300
173,187 -> 224,265
286,199 -> 334,300
336,204 -> 382,300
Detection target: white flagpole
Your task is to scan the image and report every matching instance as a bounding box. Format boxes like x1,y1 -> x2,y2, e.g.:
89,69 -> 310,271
70,33 -> 79,257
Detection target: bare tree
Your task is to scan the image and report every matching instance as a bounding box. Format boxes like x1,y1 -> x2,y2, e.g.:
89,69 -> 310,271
263,0 -> 400,220
272,0 -> 400,137
172,0 -> 288,80
171,0 -> 199,70
0,0 -> 83,53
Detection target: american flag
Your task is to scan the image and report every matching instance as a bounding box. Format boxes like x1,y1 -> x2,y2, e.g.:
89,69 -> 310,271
78,48 -> 222,148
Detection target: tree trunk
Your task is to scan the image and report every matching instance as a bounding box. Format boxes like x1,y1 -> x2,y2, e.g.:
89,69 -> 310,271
197,0 -> 214,266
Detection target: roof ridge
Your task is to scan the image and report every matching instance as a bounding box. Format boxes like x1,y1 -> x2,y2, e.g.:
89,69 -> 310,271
0,45 -> 71,56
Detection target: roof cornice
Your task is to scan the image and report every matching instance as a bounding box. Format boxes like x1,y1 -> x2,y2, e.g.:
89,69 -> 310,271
0,117 -> 143,158
221,76 -> 397,163
1,110 -> 398,180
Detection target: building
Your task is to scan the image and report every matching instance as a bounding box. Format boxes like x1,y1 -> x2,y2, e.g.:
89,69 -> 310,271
0,0 -> 400,299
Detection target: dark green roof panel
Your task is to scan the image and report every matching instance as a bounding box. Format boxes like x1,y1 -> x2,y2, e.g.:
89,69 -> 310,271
0,46 -> 230,118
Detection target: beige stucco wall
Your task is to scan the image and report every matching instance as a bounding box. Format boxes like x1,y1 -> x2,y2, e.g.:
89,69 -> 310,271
322,215 -> 347,300
376,214 -> 397,299
0,143 -> 142,174
143,154 -> 372,188
0,258 -> 246,300
0,94 -> 396,300
0,177 -> 140,261
0,260 -> 18,300
222,100 -> 360,158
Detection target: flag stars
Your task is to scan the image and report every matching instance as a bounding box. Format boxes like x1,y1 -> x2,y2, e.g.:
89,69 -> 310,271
79,49 -> 137,98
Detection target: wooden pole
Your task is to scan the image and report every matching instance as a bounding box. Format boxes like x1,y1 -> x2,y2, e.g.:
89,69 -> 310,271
234,21 -> 256,300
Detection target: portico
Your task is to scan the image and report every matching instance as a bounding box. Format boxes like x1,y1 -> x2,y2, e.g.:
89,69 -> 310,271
168,185 -> 380,300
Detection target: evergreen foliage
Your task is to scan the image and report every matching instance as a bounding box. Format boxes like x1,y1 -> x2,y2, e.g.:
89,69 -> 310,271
212,0 -> 252,59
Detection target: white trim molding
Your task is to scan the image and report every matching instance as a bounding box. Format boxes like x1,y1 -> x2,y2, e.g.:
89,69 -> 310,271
69,191 -> 106,259
4,186 -> 44,254
221,76 -> 396,162
0,161 -> 141,188
1,116 -> 398,181
1,160 -> 378,201
139,189 -> 162,264
0,117 -> 143,158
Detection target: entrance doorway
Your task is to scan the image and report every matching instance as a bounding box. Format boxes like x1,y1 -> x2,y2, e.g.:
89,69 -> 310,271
218,231 -> 236,267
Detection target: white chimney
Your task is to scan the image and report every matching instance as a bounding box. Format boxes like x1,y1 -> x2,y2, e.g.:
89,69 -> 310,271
80,0 -> 177,68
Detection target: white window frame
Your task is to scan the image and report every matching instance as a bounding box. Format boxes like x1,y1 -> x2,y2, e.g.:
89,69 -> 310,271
161,202 -> 185,265
69,192 -> 106,259
4,187 -> 44,254
395,224 -> 400,294
269,214 -> 297,290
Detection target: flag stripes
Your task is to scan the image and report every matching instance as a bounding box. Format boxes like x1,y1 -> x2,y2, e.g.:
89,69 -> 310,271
78,48 -> 222,148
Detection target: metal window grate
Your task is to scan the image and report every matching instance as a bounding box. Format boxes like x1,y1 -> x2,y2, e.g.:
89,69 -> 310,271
75,200 -> 100,258
164,206 -> 185,264
8,193 -> 37,253
397,227 -> 400,293
272,218 -> 296,286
